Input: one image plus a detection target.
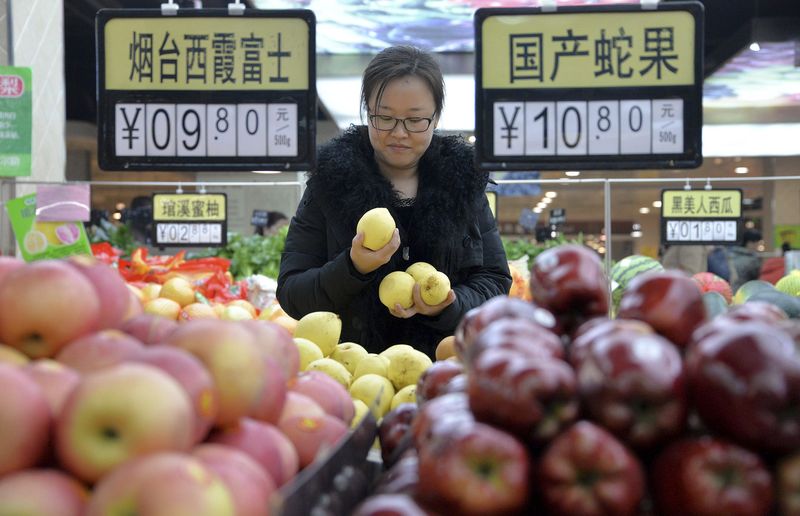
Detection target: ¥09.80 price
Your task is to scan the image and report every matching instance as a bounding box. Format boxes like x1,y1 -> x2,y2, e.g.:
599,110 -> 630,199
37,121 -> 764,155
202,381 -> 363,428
114,103 -> 298,158
493,99 -> 683,157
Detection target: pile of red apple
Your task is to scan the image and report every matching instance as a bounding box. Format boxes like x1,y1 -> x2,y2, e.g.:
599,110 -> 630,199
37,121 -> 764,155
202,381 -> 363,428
0,256 -> 357,516
356,244 -> 800,516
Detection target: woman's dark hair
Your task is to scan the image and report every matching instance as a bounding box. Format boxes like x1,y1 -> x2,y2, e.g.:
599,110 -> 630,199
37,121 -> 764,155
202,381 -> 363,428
360,46 -> 445,119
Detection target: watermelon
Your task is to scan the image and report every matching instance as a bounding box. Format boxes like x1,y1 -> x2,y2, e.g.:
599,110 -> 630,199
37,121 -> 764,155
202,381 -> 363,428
610,255 -> 664,314
732,280 -> 775,305
747,290 -> 800,319
692,272 -> 733,304
702,291 -> 729,319
775,272 -> 800,297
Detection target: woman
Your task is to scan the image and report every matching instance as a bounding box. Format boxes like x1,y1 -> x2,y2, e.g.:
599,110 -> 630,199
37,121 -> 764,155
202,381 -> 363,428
277,46 -> 511,358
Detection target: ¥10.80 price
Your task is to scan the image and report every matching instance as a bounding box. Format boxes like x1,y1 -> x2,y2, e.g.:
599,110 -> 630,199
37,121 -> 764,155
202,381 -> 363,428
114,103 -> 298,158
493,99 -> 684,157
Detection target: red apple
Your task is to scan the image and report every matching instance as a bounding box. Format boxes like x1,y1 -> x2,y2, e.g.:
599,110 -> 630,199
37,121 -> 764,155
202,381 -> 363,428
0,260 -> 101,358
686,321 -> 800,453
193,443 -> 275,516
454,295 -> 558,361
288,370 -> 355,424
538,421 -> 645,516
241,319 -> 300,380
576,330 -> 687,449
66,255 -> 131,330
569,317 -> 654,368
0,364 -> 51,476
0,468 -> 88,516
467,317 -> 564,366
22,359 -> 81,416
530,244 -> 609,336
617,270 -> 706,348
249,355 -> 287,424
417,421 -> 530,516
56,363 -> 195,483
651,437 -> 774,516
352,494 -> 433,516
379,403 -> 418,467
86,452 -> 235,516
120,313 -> 179,345
278,391 -> 327,426
415,360 -> 464,405
167,319 -> 272,428
0,255 -> 24,286
777,452 -> 800,516
0,343 -> 30,366
132,345 -> 220,443
412,392 -> 474,449
209,417 -> 298,487
468,349 -> 578,444
279,413 -> 349,468
373,452 -> 420,496
55,329 -> 144,373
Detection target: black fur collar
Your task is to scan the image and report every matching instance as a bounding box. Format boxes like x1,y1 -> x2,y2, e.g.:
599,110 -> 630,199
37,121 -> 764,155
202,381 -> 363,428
308,125 -> 488,246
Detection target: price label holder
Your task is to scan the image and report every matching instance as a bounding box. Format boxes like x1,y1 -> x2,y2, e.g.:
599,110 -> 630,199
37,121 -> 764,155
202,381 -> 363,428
151,193 -> 227,247
475,1 -> 703,171
660,189 -> 742,246
549,208 -> 566,226
96,8 -> 316,171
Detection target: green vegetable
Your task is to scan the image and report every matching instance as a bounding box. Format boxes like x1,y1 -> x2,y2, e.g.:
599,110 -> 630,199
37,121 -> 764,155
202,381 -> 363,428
87,219 -> 138,258
502,233 -> 584,264
189,226 -> 287,280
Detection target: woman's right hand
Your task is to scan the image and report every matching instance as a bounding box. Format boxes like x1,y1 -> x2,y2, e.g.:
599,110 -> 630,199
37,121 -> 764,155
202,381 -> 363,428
350,228 -> 401,274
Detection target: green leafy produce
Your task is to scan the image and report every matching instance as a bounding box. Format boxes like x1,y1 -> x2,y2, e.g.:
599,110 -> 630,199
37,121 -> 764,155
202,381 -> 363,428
87,219 -> 138,258
190,226 -> 288,280
502,233 -> 584,264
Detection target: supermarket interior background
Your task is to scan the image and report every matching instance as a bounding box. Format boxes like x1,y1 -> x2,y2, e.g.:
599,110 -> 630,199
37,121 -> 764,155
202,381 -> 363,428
1,0 -> 799,259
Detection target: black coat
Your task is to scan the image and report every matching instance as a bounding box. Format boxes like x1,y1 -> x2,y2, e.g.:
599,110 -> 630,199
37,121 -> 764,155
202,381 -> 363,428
276,126 -> 511,358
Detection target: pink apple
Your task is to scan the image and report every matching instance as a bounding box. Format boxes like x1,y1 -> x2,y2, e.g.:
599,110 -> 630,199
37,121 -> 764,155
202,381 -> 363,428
0,364 -> 51,476
23,359 -> 81,416
56,363 -> 194,483
209,417 -> 299,487
0,255 -> 24,286
278,391 -> 327,427
0,343 -> 30,366
132,345 -> 219,443
193,444 -> 276,516
279,414 -> 349,469
55,329 -> 144,373
249,355 -> 287,424
120,313 -> 179,345
0,468 -> 88,516
289,370 -> 355,424
0,260 -> 101,358
66,255 -> 131,330
167,319 -> 272,428
242,319 -> 301,379
86,452 -> 235,516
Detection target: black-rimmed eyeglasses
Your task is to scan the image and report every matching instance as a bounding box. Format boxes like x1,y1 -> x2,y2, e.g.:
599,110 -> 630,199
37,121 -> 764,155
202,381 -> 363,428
368,114 -> 434,133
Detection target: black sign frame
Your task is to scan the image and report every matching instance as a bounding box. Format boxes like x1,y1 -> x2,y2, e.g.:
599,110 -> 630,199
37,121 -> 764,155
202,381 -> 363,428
151,192 -> 228,248
474,2 -> 704,171
96,8 -> 316,172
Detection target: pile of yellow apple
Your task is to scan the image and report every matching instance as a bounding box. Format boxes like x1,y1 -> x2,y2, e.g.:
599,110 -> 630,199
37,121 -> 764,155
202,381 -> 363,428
291,310 -> 433,424
0,256 -> 358,516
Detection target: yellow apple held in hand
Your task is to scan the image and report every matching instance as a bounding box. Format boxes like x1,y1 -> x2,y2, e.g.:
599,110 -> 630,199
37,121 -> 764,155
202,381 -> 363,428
357,207 -> 396,251
419,270 -> 451,306
294,312 -> 342,357
379,272 -> 416,310
405,262 -> 437,283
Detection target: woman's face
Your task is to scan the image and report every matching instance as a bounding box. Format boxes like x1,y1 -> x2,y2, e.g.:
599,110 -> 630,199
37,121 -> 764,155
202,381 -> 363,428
367,75 -> 438,178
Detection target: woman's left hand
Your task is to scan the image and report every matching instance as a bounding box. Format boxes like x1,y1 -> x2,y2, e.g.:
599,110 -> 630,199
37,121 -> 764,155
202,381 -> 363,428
390,284 -> 456,319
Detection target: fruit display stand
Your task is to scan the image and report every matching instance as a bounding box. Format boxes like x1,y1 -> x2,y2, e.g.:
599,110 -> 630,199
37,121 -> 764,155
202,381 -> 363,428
271,411 -> 380,516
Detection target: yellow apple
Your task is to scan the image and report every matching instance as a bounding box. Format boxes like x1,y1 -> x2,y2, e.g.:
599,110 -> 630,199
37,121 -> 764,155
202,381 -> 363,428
179,302 -> 219,322
330,342 -> 369,375
383,347 -> 433,390
140,283 -> 162,301
294,337 -> 324,370
379,272 -> 415,310
144,297 -> 182,321
349,373 -> 395,419
391,384 -> 417,410
220,305 -> 255,321
405,261 -> 437,283
226,299 -> 257,319
306,358 -> 353,388
419,270 -> 451,306
356,207 -> 396,251
294,311 -> 341,357
353,353 -> 390,380
159,277 -> 196,307
351,399 -> 370,428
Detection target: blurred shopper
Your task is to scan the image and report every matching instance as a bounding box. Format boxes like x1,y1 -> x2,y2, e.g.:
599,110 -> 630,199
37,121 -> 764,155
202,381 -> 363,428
727,229 -> 763,291
277,46 -> 510,358
661,244 -> 710,275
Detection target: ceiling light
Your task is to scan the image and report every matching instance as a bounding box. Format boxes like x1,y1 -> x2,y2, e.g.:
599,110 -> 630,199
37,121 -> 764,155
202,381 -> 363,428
533,207 -> 542,213
542,197 -> 552,204
467,135 -> 476,143
252,170 -> 281,174
565,170 -> 580,177
735,166 -> 749,174
536,202 -> 547,209
631,230 -> 643,238
545,191 -> 557,198
749,42 -> 761,51
639,207 -> 650,214
652,200 -> 662,208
